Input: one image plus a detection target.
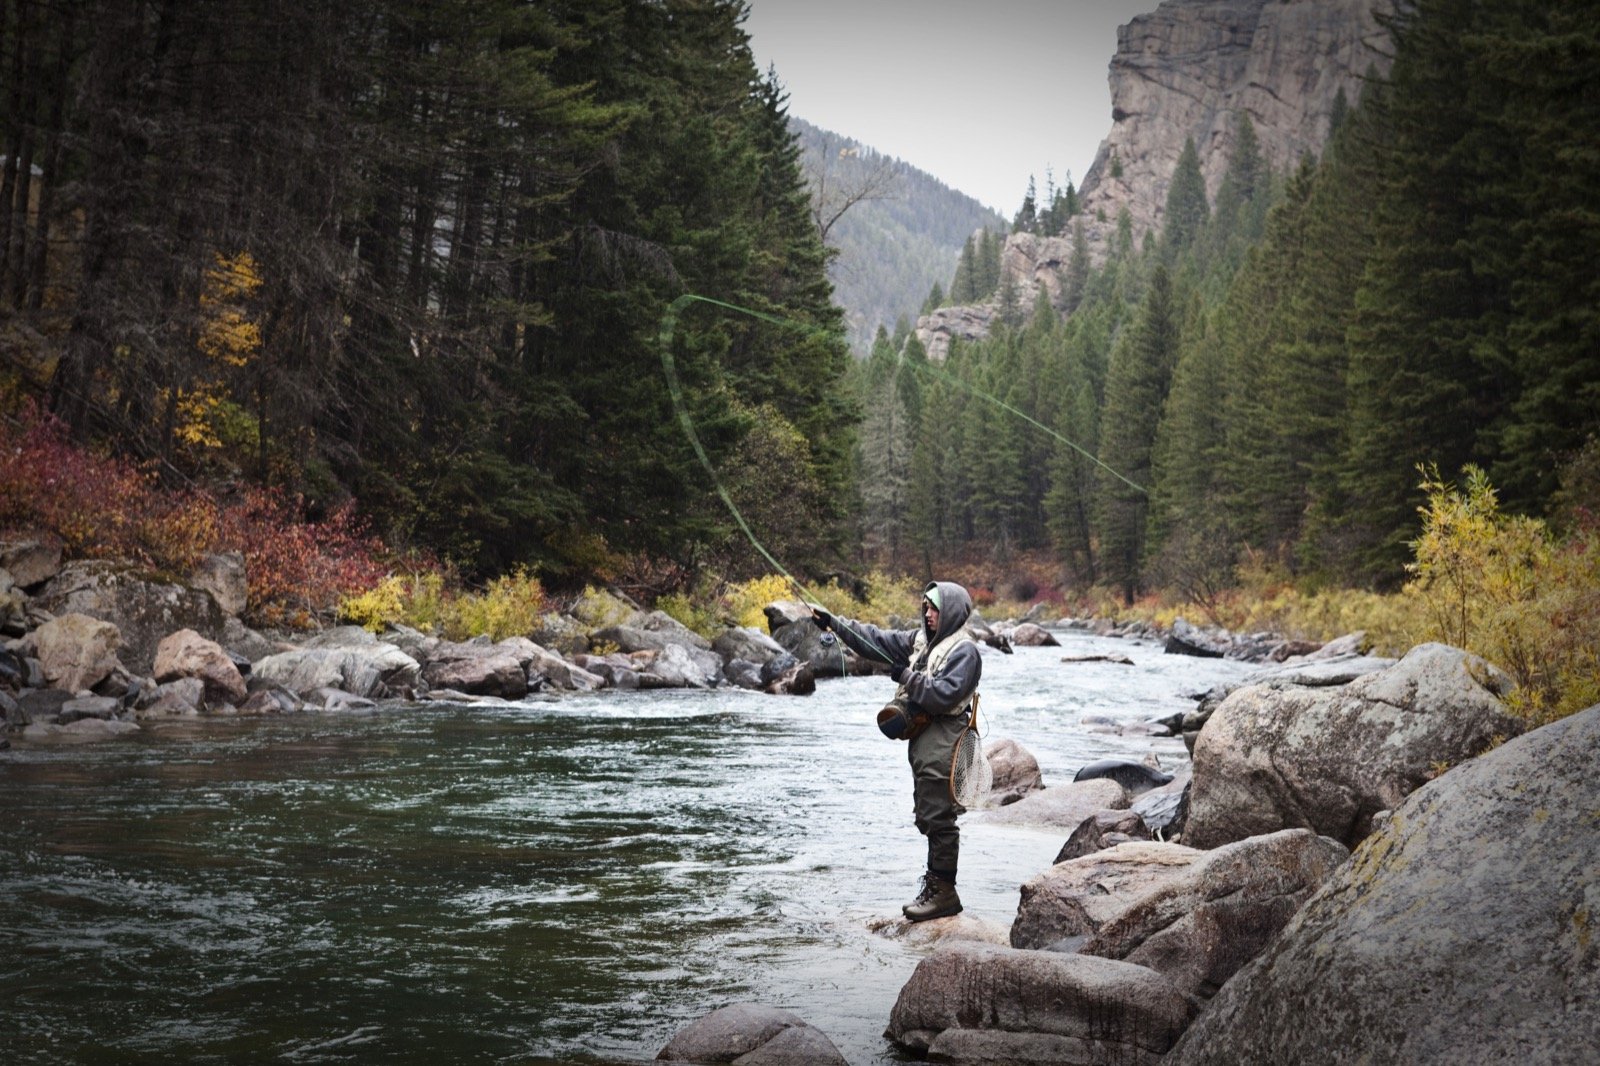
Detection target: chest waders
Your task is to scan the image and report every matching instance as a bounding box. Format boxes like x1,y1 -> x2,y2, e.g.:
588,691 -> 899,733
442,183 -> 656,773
901,628 -> 977,891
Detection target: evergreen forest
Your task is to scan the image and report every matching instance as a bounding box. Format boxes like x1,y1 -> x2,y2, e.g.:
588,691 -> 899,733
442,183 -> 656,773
1,0 -> 1596,619
854,0 -> 1599,603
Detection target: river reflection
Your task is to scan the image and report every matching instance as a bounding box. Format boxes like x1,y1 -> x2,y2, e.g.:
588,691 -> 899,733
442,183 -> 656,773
1,630 -> 1251,1065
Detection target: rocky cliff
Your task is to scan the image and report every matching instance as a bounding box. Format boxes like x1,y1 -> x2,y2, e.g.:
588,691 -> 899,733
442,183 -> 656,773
917,0 -> 1390,359
1078,0 -> 1390,239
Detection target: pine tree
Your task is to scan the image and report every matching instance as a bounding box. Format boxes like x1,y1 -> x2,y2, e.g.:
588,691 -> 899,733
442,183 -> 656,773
1097,264 -> 1179,602
1162,138 -> 1210,257
1013,175 -> 1037,233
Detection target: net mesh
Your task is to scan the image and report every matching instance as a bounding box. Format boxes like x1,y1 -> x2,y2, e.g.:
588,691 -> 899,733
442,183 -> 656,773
950,725 -> 992,809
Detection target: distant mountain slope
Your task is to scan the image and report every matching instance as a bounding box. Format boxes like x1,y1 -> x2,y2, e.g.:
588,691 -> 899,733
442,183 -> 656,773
791,117 -> 1007,353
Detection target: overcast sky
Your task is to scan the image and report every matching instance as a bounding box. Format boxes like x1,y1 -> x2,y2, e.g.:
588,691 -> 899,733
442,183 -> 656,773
742,0 -> 1163,215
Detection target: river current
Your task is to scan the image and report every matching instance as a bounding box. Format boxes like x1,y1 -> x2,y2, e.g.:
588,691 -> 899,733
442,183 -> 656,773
1,629 -> 1252,1065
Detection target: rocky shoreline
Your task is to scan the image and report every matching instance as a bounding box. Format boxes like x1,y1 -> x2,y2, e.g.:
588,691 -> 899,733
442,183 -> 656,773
2,537 -> 1316,747
653,645 -> 1597,1065
7,540 -> 1593,1064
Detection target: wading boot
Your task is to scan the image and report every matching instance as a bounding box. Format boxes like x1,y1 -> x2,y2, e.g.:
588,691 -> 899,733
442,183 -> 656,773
903,873 -> 962,922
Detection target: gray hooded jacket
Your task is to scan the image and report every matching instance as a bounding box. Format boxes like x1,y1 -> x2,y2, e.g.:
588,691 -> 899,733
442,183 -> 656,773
831,580 -> 982,716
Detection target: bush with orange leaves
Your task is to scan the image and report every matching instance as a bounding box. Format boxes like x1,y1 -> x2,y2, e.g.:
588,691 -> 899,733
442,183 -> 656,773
1,400 -> 393,629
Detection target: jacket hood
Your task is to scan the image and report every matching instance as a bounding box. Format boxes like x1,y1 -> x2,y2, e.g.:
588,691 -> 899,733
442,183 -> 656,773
923,580 -> 973,645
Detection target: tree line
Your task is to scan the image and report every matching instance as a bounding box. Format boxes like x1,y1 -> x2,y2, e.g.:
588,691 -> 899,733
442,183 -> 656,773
854,0 -> 1598,599
0,0 -> 853,588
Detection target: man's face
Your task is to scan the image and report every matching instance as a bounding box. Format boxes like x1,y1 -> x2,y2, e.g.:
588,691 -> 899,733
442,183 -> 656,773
923,599 -> 940,631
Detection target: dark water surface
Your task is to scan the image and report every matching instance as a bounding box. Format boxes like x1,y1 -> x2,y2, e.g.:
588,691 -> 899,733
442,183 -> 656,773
1,631 -> 1251,1065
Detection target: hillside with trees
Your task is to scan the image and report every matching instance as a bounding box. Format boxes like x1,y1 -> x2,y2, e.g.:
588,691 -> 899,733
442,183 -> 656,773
0,0 -> 854,590
791,117 -> 1006,353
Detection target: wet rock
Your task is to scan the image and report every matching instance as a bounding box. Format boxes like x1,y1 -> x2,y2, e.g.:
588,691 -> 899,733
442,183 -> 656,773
1053,808 -> 1151,863
1185,643 -> 1524,850
505,638 -> 602,692
723,659 -> 764,690
238,686 -> 304,715
28,612 -> 123,693
1130,777 -> 1190,840
971,777 -> 1128,828
1008,622 -> 1060,647
24,717 -> 140,742
57,696 -> 121,724
252,639 -> 422,700
421,642 -> 528,699
985,737 -> 1045,805
0,645 -> 24,687
763,661 -> 815,696
154,628 -> 249,704
885,943 -> 1193,1063
636,644 -> 720,689
1073,758 -> 1173,796
1170,704 -> 1600,1065
1061,652 -> 1135,665
141,677 -> 207,717
867,912 -> 1011,948
308,687 -> 377,712
657,1003 -> 844,1065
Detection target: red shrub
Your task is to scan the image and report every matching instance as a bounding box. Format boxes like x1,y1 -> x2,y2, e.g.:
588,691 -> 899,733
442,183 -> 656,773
2,400 -> 392,628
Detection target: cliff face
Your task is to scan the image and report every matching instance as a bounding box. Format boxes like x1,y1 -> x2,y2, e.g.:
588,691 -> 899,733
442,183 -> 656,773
1077,0 -> 1391,240
916,0 -> 1390,358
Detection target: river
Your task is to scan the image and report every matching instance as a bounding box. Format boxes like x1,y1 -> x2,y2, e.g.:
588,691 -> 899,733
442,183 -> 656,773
1,629 -> 1253,1065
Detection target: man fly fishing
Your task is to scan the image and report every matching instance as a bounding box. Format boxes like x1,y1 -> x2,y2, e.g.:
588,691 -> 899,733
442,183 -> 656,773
811,581 -> 981,921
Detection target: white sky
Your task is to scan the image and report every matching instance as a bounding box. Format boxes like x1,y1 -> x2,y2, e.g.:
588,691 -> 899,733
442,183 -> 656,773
743,0 -> 1164,215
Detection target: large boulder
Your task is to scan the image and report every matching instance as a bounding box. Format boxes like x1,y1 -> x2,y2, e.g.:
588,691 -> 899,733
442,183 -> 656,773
252,631 -> 422,700
636,644 -> 720,689
1170,703 -> 1600,1065
1180,651 -> 1396,752
657,1003 -> 846,1065
591,624 -> 722,684
985,737 -> 1045,805
28,613 -> 122,693
1184,643 -> 1524,849
971,777 -> 1128,828
1007,622 -> 1060,647
1014,830 -> 1349,999
421,641 -> 527,699
34,560 -> 228,675
1164,618 -> 1227,658
711,626 -> 787,667
885,943 -> 1194,1065
153,628 -> 248,704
